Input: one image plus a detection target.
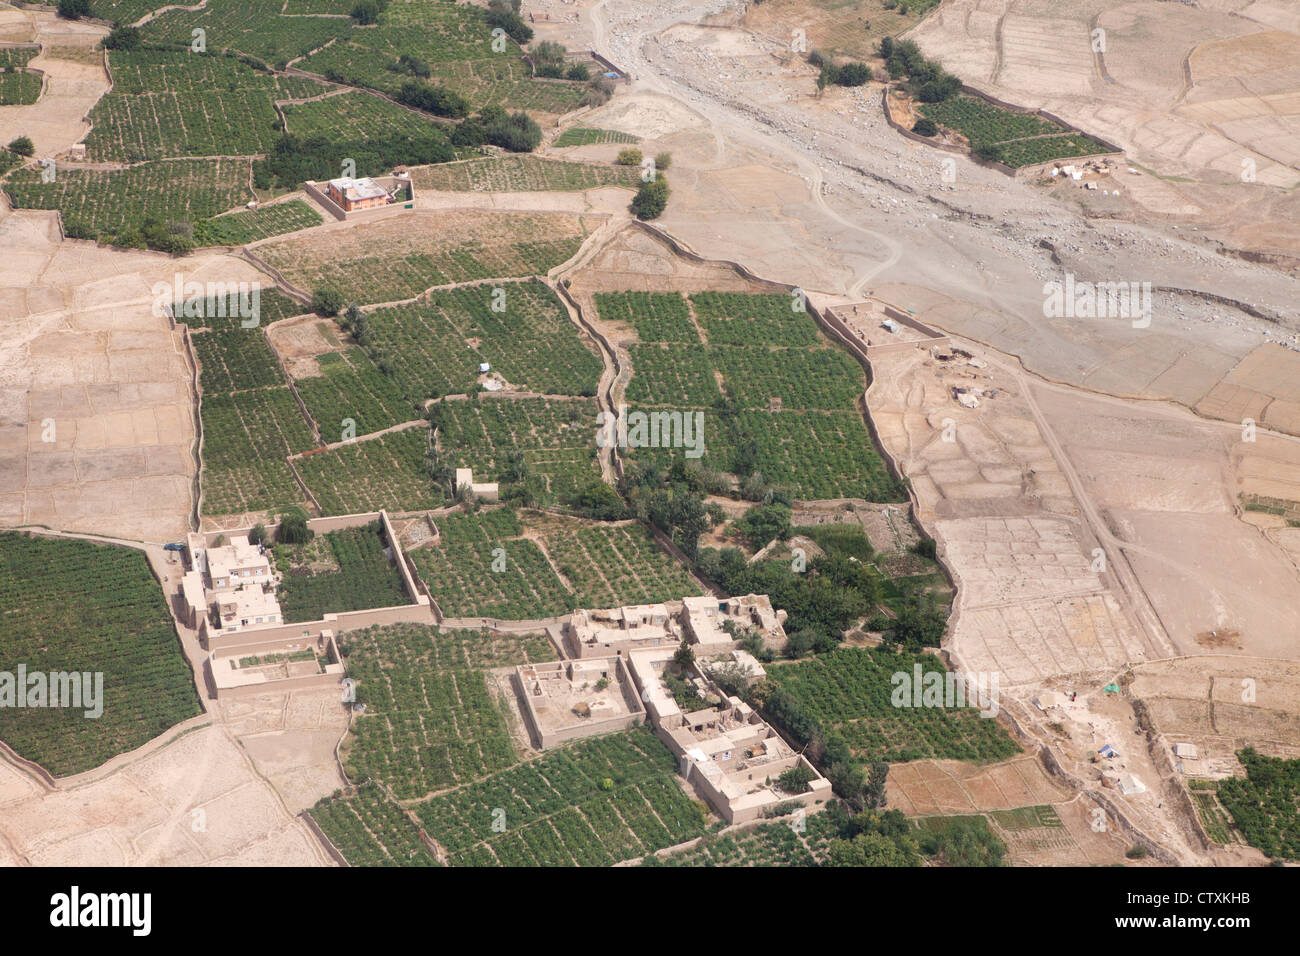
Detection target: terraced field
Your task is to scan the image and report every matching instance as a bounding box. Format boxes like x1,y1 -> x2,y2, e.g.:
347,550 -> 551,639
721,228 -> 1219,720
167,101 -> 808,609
555,127 -> 639,147
294,347 -> 415,440
86,51 -> 292,161
274,522 -> 411,623
917,95 -> 1113,168
200,387 -> 316,515
6,159 -> 252,242
193,200 -> 324,246
282,90 -> 449,141
255,212 -> 594,305
0,70 -> 41,106
535,520 -> 706,609
412,155 -> 640,193
407,508 -> 574,620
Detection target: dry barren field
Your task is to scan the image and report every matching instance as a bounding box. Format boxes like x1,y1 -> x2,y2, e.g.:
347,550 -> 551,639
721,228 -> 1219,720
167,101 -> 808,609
0,206 -> 265,541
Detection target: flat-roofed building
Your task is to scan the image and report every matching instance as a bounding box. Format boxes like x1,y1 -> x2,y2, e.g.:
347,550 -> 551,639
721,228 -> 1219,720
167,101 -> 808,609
326,176 -> 391,212
564,603 -> 680,658
215,584 -> 283,632
205,534 -> 272,593
681,593 -> 787,655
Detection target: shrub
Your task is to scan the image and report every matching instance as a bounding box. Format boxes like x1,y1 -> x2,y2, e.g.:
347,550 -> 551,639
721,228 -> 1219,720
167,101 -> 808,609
277,510 -> 312,545
631,177 -> 669,220
57,0 -> 90,19
484,0 -> 532,44
654,152 -> 672,171
104,27 -> 143,51
566,63 -> 590,81
396,80 -> 470,119
351,0 -> 383,25
777,764 -> 815,795
911,117 -> 938,137
483,111 -> 542,152
616,148 -> 643,166
311,287 -> 345,317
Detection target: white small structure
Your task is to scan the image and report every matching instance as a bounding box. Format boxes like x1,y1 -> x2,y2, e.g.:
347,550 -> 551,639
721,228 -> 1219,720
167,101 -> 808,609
479,362 -> 491,374
1117,773 -> 1147,796
1173,743 -> 1199,760
454,468 -> 500,502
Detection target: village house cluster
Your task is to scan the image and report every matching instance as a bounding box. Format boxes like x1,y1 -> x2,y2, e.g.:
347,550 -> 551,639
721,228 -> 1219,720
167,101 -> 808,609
522,594 -> 829,824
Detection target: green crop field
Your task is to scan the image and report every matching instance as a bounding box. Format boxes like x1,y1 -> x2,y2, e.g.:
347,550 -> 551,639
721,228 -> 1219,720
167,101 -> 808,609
554,128 -> 638,147
310,782 -> 441,867
917,96 -> 1113,168
6,158 -> 251,241
189,317 -> 285,394
0,47 -> 38,70
1217,748 -> 1300,860
314,727 -> 706,866
87,51 -> 287,161
599,290 -> 903,502
338,625 -> 555,798
282,90 -> 449,141
141,0 -> 352,67
412,155 -> 640,193
0,70 -> 41,105
361,280 -> 601,402
0,533 -> 201,777
415,729 -> 709,866
408,508 -> 699,619
691,291 -> 821,347
295,347 -> 415,441
193,199 -> 324,246
200,386 -> 316,515
766,647 -> 1021,764
292,0 -> 586,112
594,291 -> 700,343
431,396 -> 601,506
274,521 -> 411,623
174,287 -> 306,328
408,508 -> 574,620
295,426 -> 442,516
651,810 -> 842,866
537,521 -> 706,609
257,215 -> 591,305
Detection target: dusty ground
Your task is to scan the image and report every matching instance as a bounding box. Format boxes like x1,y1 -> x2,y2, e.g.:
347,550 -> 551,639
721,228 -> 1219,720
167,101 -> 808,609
0,205 -> 263,542
0,6 -> 108,160
886,754 -> 1137,865
0,715 -> 337,866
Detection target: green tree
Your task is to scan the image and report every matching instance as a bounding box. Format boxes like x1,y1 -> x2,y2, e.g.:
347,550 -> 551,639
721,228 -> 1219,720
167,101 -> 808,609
57,0 -> 91,19
277,510 -> 311,545
631,177 -> 669,220
777,763 -> 815,795
825,832 -> 914,867
7,136 -> 34,157
311,287 -> 344,316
